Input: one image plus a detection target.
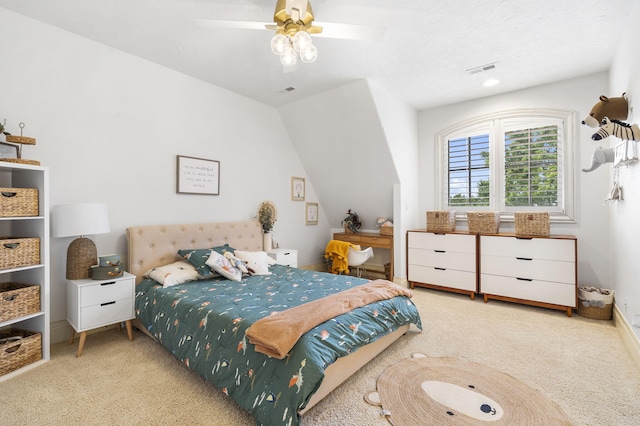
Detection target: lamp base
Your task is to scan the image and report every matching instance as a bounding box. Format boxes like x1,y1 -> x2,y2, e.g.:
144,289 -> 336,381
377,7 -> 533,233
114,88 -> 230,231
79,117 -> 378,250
67,237 -> 97,280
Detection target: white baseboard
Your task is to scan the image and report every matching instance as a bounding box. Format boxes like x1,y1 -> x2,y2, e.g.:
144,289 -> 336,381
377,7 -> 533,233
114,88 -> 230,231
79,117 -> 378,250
613,303 -> 640,370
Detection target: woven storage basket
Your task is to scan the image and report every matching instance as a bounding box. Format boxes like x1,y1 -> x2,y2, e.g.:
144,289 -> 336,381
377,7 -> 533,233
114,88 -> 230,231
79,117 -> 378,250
0,329 -> 42,376
514,212 -> 550,236
0,188 -> 38,217
426,211 -> 456,232
0,283 -> 40,322
577,287 -> 614,320
467,212 -> 500,234
379,226 -> 393,236
0,237 -> 40,270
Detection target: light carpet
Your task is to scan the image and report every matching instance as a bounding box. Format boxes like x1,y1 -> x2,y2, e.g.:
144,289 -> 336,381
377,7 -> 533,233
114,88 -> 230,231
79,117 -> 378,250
1,289 -> 640,425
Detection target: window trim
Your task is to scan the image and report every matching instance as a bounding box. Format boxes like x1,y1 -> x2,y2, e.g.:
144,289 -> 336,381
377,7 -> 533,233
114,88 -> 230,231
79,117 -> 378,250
435,108 -> 577,223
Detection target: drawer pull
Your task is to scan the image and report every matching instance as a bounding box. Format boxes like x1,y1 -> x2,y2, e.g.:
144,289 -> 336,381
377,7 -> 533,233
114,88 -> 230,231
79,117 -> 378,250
434,250 -> 446,253
3,243 -> 19,249
434,267 -> 447,271
515,237 -> 533,240
516,257 -> 533,261
101,301 -> 116,306
516,277 -> 532,281
100,281 -> 117,286
1,191 -> 17,198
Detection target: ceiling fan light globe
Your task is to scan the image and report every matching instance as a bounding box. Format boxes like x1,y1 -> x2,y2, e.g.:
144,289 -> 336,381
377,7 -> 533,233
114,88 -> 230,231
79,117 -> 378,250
292,30 -> 312,52
300,45 -> 317,63
271,33 -> 288,55
280,45 -> 298,66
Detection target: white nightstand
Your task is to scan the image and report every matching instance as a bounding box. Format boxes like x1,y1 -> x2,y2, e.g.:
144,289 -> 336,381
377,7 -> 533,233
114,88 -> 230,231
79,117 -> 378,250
67,271 -> 136,357
268,249 -> 298,267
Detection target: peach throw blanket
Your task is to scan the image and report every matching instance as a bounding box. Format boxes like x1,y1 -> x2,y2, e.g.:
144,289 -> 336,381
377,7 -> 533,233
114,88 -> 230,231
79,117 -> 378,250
245,279 -> 414,359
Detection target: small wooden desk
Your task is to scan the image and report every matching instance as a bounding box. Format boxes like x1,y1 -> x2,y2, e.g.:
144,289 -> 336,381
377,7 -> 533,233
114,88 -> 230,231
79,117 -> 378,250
332,232 -> 394,279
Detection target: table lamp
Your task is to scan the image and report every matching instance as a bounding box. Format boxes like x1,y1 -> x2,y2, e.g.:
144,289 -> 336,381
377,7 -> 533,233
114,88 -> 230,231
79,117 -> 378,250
52,202 -> 111,279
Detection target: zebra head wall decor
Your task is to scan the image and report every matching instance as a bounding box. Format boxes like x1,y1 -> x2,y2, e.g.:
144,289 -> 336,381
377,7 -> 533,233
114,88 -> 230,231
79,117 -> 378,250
591,117 -> 640,142
582,93 -> 628,128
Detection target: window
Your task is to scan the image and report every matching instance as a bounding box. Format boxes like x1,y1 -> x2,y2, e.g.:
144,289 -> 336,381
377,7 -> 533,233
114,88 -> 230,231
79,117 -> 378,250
436,109 -> 576,222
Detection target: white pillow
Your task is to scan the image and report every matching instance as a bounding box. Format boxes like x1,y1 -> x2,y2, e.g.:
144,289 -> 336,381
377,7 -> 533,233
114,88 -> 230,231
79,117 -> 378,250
205,251 -> 242,282
144,260 -> 201,287
234,250 -> 275,275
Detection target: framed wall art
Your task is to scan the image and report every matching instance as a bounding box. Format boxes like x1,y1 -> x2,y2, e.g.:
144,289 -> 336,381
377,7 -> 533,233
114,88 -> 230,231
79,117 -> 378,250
305,202 -> 318,225
176,155 -> 220,195
291,176 -> 305,201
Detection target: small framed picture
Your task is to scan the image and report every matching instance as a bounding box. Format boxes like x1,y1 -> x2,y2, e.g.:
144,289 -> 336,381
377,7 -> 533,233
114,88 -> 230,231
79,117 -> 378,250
305,202 -> 318,225
291,176 -> 305,201
0,142 -> 18,159
176,155 -> 220,195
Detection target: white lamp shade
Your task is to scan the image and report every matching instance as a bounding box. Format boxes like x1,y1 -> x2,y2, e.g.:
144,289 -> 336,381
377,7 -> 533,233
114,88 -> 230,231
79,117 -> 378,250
52,202 -> 111,238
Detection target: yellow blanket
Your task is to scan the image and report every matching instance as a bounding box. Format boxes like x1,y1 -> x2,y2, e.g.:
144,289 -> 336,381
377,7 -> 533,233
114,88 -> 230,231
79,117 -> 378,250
324,239 -> 359,274
245,279 -> 414,359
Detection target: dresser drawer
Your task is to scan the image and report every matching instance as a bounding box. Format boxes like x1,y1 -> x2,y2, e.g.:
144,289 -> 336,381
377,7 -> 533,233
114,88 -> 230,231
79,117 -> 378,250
408,232 -> 475,253
409,265 -> 476,292
481,255 -> 574,284
481,274 -> 576,307
409,248 -> 476,273
80,277 -> 134,307
481,236 -> 574,262
79,298 -> 134,330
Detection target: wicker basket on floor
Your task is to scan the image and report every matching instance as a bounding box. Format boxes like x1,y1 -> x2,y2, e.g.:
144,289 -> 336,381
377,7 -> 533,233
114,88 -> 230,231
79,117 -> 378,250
514,212 -> 550,237
0,283 -> 40,322
467,212 -> 500,234
426,211 -> 456,232
0,329 -> 42,376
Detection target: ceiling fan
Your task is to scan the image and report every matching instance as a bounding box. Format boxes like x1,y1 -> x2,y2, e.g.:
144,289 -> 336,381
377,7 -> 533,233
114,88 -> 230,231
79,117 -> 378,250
197,0 -> 385,66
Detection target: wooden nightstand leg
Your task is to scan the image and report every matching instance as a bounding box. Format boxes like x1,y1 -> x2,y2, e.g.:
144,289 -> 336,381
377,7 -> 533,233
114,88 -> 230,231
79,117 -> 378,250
76,331 -> 87,358
125,320 -> 133,341
68,328 -> 75,344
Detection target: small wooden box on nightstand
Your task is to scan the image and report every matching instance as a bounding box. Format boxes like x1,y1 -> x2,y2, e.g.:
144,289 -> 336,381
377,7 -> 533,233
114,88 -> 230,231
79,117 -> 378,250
67,271 -> 135,357
268,249 -> 298,267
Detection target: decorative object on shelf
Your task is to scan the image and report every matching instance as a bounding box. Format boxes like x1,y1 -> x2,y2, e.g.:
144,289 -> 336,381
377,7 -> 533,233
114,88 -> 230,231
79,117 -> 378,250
342,209 -> 362,234
52,202 -> 111,279
591,117 -> 640,142
291,176 -> 305,201
0,122 -> 39,165
90,264 -> 124,280
613,140 -> 638,167
176,155 -> 220,195
0,118 -> 7,143
305,202 -> 318,225
257,201 -> 277,250
581,93 -> 628,128
376,217 -> 394,235
582,146 -> 614,172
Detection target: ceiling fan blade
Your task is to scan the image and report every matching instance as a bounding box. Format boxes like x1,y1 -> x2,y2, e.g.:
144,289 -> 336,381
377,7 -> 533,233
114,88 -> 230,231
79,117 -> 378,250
196,18 -> 269,31
313,21 -> 386,42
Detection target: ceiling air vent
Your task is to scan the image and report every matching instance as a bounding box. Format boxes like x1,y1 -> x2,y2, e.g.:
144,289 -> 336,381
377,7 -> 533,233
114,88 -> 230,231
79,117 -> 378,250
280,86 -> 296,94
466,62 -> 497,75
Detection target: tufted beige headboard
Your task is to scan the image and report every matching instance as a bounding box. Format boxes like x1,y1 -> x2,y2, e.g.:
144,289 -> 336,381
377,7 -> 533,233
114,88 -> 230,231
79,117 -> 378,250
126,220 -> 263,284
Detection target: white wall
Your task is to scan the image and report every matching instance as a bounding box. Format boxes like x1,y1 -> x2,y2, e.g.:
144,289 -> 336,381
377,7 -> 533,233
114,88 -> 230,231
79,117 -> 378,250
609,1 -> 640,341
418,72 -> 612,291
0,8 -> 330,341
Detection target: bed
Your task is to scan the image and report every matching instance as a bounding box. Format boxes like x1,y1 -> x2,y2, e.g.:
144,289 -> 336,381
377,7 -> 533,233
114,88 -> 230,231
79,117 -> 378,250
126,220 -> 422,426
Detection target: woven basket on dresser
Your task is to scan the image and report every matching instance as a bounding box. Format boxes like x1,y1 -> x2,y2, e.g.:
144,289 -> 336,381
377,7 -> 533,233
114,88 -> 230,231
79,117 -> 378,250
0,283 -> 40,322
426,211 -> 456,232
0,237 -> 41,270
514,212 -> 550,236
467,212 -> 500,234
0,329 -> 42,376
0,188 -> 38,217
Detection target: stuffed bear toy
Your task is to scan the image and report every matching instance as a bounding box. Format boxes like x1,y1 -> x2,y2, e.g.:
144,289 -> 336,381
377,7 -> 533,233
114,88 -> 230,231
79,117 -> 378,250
582,93 -> 628,128
582,146 -> 614,172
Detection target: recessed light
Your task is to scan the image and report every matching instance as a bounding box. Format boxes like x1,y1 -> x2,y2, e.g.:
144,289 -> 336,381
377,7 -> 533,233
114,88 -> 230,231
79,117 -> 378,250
483,79 -> 500,87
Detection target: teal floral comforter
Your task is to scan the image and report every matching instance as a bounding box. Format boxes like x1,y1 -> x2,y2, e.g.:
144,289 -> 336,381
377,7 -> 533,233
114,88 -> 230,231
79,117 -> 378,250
135,265 -> 422,426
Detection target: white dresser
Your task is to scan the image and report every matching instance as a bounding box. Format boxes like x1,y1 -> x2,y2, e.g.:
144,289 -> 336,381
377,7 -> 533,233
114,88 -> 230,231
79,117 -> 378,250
407,230 -> 478,299
480,234 -> 577,316
267,248 -> 298,267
